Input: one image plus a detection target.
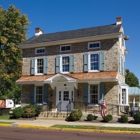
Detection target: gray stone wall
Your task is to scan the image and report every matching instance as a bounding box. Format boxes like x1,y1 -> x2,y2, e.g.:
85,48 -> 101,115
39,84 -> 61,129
22,39 -> 119,75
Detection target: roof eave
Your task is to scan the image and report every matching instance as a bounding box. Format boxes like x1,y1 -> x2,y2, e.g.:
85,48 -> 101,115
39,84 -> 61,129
19,32 -> 122,49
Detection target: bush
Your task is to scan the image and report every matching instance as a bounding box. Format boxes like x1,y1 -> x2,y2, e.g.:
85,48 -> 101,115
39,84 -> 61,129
12,108 -> 23,118
103,115 -> 113,122
69,109 -> 83,121
23,105 -> 42,117
120,115 -> 128,123
87,114 -> 94,121
133,112 -> 140,124
22,108 -> 35,118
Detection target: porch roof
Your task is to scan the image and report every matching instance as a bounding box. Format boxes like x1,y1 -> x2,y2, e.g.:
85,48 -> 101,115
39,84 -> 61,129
129,87 -> 140,95
16,71 -> 118,84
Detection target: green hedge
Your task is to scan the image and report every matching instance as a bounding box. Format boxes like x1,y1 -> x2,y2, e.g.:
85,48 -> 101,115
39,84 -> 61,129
12,108 -> 23,118
69,109 -> 83,121
87,114 -> 94,121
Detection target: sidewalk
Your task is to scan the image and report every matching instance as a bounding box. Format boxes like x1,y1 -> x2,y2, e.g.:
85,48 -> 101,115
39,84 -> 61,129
1,119 -> 140,128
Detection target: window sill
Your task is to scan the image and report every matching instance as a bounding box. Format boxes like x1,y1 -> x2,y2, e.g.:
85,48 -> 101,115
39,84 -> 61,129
35,73 -> 44,75
88,70 -> 100,72
88,104 -> 99,106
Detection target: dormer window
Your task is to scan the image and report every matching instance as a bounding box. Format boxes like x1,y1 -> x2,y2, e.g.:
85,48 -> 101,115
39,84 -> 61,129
88,42 -> 100,49
35,48 -> 45,54
60,45 -> 71,52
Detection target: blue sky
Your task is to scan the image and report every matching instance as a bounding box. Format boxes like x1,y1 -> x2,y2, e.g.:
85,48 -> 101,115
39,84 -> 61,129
1,0 -> 140,84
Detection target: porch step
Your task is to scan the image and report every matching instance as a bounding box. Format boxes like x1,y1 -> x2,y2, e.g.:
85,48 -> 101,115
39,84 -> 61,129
36,111 -> 70,120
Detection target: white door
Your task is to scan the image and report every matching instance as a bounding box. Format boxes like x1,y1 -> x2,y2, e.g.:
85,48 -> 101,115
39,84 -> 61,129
57,90 -> 74,111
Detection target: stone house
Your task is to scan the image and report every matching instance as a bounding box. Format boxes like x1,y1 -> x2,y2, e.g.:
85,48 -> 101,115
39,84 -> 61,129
16,17 -> 129,115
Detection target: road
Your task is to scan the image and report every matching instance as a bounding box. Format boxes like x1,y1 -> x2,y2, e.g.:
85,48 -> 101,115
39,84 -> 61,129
0,127 -> 139,140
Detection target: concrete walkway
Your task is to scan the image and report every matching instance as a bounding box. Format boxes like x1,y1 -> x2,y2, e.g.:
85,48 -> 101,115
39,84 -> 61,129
0,119 -> 140,128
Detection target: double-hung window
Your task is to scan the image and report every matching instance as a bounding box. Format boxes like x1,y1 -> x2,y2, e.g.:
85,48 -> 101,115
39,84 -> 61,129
90,53 -> 99,71
36,86 -> 43,104
122,89 -> 126,104
89,85 -> 99,104
60,45 -> 71,52
37,58 -> 43,74
120,86 -> 128,105
62,56 -> 69,72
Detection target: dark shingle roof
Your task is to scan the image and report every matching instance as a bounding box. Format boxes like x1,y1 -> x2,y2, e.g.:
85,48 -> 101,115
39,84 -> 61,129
22,24 -> 121,45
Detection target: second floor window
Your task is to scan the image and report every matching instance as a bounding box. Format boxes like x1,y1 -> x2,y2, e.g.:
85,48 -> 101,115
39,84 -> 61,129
62,56 -> 69,72
35,48 -> 45,54
37,59 -> 43,73
88,42 -> 100,49
60,45 -> 71,52
90,54 -> 99,71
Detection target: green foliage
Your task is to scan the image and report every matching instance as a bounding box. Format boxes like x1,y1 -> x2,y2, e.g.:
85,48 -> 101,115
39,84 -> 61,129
125,69 -> 139,87
0,5 -> 30,101
133,112 -> 140,124
69,109 -> 83,121
103,115 -> 113,122
23,105 -> 42,117
12,107 -> 23,118
87,114 -> 94,121
22,108 -> 35,118
120,115 -> 128,123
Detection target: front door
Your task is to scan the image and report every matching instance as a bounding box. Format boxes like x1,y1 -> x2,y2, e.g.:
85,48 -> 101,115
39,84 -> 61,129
56,89 -> 74,111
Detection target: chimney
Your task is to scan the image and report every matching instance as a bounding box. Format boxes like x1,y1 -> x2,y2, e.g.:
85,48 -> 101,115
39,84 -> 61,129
116,17 -> 122,25
35,28 -> 43,36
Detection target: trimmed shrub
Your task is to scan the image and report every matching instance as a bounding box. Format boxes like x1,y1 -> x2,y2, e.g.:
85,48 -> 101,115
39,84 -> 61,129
12,108 -> 23,118
69,109 -> 83,121
87,114 -> 94,121
103,115 -> 113,122
22,108 -> 35,118
133,112 -> 140,124
120,115 -> 128,123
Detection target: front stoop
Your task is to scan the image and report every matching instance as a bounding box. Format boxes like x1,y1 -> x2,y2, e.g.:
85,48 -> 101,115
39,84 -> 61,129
36,111 -> 70,120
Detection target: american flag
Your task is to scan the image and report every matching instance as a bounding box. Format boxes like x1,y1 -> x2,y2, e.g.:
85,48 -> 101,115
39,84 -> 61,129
101,97 -> 106,118
132,96 -> 136,115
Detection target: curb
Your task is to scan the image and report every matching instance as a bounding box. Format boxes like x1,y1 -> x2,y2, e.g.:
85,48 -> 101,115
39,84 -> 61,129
0,123 -> 140,134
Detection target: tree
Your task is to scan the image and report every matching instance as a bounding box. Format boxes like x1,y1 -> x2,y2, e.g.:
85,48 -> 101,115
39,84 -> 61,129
125,69 -> 139,87
0,5 -> 30,102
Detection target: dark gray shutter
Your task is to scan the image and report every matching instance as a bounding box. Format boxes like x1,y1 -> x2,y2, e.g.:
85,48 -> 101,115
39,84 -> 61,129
84,54 -> 88,72
43,57 -> 48,74
30,85 -> 35,104
83,83 -> 88,103
43,85 -> 48,103
99,83 -> 105,104
70,55 -> 74,73
99,52 -> 104,71
56,56 -> 60,73
31,58 -> 35,75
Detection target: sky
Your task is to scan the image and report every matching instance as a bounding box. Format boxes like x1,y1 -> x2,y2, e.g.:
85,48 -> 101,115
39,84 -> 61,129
0,0 -> 140,84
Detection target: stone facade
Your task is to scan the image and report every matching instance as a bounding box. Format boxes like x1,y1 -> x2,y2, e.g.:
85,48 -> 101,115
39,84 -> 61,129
22,39 -> 120,75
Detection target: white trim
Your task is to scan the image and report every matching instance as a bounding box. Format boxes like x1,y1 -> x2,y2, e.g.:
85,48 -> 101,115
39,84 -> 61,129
35,47 -> 45,54
20,33 -> 122,49
88,51 -> 100,72
60,45 -> 71,52
88,41 -> 100,49
120,86 -> 129,105
34,57 -> 44,75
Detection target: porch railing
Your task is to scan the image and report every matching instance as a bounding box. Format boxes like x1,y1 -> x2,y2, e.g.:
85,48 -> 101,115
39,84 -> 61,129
66,100 -> 74,113
56,102 -> 62,112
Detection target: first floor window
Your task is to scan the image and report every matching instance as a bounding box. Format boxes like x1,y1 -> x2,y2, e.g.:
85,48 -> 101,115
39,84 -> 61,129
37,59 -> 43,73
90,85 -> 98,104
36,86 -> 43,103
90,53 -> 99,71
62,56 -> 69,72
122,89 -> 126,104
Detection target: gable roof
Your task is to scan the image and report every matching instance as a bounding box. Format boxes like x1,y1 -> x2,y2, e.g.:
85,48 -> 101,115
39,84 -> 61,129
21,24 -> 122,45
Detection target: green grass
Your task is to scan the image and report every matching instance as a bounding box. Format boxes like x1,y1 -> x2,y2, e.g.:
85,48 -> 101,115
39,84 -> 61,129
0,121 -> 13,124
0,115 -> 10,120
51,124 -> 140,132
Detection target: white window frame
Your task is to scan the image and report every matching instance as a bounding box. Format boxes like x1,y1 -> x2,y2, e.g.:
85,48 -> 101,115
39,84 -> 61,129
35,47 -> 45,54
35,56 -> 45,75
88,51 -> 100,72
88,41 -> 100,49
34,85 -> 43,105
60,45 -> 71,52
88,84 -> 100,105
120,86 -> 129,105
60,54 -> 70,73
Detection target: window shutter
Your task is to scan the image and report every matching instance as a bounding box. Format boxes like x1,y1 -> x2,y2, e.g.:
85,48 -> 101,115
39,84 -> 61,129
119,54 -> 121,73
56,56 -> 60,73
43,85 -> 48,103
84,54 -> 88,72
31,58 -> 35,75
99,52 -> 104,71
99,83 -> 105,104
83,83 -> 88,103
30,85 -> 35,104
43,57 -> 48,74
70,55 -> 74,73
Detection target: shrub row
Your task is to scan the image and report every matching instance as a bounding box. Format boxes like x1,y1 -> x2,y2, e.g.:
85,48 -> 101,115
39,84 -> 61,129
12,105 -> 42,118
